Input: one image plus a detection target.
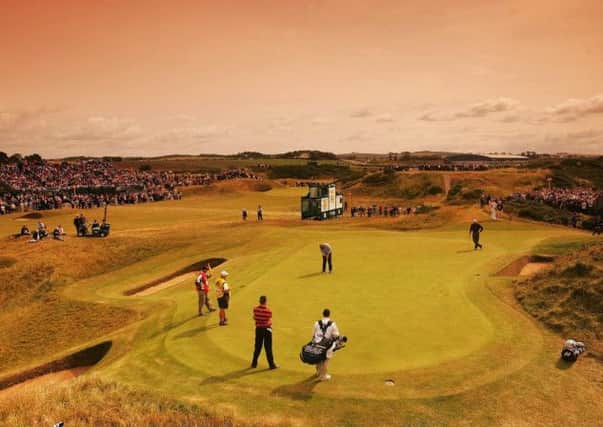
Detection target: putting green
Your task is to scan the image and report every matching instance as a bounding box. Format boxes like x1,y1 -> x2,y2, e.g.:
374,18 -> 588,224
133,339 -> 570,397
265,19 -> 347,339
167,232 -> 496,375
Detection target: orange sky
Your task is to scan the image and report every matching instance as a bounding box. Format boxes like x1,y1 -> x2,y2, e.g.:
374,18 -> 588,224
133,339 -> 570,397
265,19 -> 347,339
1,0 -> 602,156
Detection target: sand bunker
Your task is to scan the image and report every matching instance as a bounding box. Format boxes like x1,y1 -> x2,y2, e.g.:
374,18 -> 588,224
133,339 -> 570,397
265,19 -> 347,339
126,257 -> 226,296
15,212 -> 43,221
496,255 -> 555,277
0,341 -> 111,396
0,367 -> 88,399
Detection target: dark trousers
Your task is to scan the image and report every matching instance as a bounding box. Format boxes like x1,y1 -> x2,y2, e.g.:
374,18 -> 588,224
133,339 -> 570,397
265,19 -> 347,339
472,234 -> 482,249
252,327 -> 275,367
322,253 -> 333,272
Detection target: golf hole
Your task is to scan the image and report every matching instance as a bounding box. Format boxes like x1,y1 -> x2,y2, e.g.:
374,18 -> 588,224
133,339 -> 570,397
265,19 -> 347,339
384,379 -> 395,386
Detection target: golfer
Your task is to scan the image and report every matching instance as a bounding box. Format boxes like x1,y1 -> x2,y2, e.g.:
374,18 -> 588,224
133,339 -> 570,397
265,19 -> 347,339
195,264 -> 215,316
313,308 -> 340,381
319,243 -> 333,273
251,295 -> 278,369
469,219 -> 484,250
215,270 -> 231,326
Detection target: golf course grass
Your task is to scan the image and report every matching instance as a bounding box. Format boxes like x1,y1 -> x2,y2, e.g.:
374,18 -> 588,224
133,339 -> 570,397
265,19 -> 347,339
1,183 -> 602,426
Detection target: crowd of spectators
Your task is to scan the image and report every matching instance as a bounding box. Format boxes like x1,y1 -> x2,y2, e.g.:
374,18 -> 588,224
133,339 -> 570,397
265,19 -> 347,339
387,164 -> 490,172
0,158 -> 258,214
506,187 -> 600,215
350,204 -> 422,217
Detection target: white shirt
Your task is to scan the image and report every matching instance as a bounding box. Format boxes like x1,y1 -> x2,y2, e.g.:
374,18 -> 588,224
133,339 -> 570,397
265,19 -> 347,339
313,317 -> 339,343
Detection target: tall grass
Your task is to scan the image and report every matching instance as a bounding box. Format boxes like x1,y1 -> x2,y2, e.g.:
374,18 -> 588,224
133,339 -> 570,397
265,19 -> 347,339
0,377 -> 241,427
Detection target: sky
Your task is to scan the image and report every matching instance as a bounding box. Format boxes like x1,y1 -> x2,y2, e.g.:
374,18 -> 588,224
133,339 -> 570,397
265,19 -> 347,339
1,0 -> 603,157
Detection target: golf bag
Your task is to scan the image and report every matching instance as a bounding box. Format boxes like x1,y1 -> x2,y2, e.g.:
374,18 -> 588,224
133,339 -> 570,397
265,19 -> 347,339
560,339 -> 585,362
300,320 -> 333,365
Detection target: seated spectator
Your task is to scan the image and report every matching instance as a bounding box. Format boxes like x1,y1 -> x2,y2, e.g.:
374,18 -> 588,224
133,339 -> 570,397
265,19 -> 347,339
53,224 -> 65,241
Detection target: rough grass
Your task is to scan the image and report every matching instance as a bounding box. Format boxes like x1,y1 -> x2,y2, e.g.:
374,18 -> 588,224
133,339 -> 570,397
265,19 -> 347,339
353,171 -> 443,199
515,242 -> 603,356
0,377 -> 241,427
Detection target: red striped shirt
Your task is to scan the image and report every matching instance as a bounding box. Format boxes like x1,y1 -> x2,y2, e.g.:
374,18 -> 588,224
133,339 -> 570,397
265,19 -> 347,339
253,304 -> 272,328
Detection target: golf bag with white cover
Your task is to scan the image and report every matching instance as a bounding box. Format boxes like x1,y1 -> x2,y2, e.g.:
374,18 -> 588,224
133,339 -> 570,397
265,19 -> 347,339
300,320 -> 347,365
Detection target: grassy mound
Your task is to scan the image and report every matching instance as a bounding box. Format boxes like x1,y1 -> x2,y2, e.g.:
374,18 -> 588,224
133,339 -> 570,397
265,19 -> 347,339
515,243 -> 603,355
267,163 -> 363,182
446,170 -> 546,204
352,171 -> 443,199
0,377 -> 238,427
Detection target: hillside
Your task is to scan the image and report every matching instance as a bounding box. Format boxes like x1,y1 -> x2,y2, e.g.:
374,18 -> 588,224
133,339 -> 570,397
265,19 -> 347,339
346,169 -> 548,203
515,242 -> 603,357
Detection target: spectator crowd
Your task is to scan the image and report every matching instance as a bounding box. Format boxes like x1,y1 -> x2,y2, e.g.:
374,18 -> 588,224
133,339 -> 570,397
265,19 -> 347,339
506,187 -> 600,215
350,204 -> 423,217
0,158 -> 258,214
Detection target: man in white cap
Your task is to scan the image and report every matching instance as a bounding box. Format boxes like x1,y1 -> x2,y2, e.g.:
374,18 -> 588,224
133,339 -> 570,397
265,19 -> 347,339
469,219 -> 484,250
215,270 -> 231,326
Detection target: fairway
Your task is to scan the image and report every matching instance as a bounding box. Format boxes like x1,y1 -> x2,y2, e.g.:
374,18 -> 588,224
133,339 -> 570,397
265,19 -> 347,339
1,186 -> 601,426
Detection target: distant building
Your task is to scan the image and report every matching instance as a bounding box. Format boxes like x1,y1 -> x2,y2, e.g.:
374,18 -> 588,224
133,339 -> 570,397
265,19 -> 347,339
301,183 -> 344,220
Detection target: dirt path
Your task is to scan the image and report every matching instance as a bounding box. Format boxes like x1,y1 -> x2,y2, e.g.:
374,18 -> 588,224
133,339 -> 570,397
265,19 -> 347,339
133,272 -> 194,296
0,367 -> 88,400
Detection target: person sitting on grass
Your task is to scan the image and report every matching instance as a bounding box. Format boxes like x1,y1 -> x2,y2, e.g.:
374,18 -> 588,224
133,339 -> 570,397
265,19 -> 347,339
215,270 -> 231,326
37,221 -> 48,239
91,219 -> 101,235
53,224 -> 65,241
20,225 -> 30,236
28,229 -> 40,243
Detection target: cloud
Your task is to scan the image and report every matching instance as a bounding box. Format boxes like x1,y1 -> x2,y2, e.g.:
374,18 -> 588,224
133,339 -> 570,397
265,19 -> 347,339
156,125 -> 227,144
350,108 -> 373,118
311,117 -> 330,126
54,116 -> 142,141
0,107 -> 58,135
375,113 -> 395,123
419,97 -> 520,121
545,94 -> 603,122
545,129 -> 603,146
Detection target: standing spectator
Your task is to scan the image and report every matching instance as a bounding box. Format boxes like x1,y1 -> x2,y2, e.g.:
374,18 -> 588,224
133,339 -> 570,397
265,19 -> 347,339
195,265 -> 216,316
469,219 -> 484,250
215,270 -> 231,326
73,214 -> 81,235
319,243 -> 333,273
592,216 -> 602,236
489,200 -> 498,220
257,205 -> 263,221
251,295 -> 278,369
312,308 -> 340,381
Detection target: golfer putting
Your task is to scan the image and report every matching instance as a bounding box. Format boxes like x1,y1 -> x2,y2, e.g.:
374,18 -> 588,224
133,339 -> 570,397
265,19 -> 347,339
319,242 -> 333,273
